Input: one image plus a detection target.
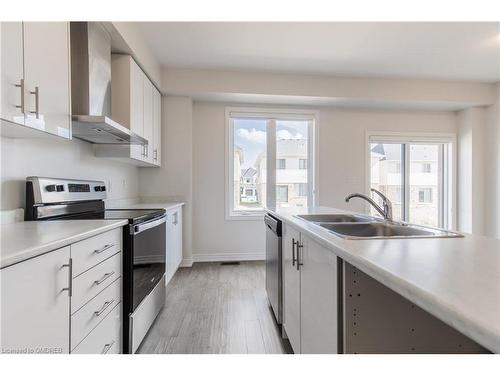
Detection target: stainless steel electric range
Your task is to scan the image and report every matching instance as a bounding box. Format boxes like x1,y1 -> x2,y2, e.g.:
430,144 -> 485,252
24,176 -> 166,353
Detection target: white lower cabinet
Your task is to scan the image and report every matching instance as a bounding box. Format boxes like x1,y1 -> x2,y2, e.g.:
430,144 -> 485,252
72,303 -> 121,354
300,235 -> 338,353
282,223 -> 339,354
0,246 -> 71,354
166,206 -> 183,283
282,224 -> 302,353
0,227 -> 124,354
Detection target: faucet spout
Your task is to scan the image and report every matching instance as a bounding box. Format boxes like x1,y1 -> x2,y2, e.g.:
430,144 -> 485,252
345,189 -> 393,221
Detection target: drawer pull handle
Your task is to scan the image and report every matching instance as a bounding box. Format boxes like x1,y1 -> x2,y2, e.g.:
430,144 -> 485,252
94,244 -> 115,254
94,271 -> 115,285
94,299 -> 115,317
102,340 -> 115,354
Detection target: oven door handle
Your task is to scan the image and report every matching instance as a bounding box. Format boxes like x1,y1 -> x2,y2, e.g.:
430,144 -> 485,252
130,214 -> 167,235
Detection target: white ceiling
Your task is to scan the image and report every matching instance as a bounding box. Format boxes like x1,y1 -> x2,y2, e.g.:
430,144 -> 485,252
136,22 -> 500,82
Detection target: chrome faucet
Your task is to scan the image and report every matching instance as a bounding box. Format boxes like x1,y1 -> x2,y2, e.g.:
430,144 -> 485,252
345,188 -> 393,221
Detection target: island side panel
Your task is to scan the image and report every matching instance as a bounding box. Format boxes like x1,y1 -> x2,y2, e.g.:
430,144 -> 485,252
343,262 -> 489,354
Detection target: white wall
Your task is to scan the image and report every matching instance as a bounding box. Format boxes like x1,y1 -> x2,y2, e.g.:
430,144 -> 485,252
175,102 -> 457,261
317,108 -> 457,213
1,136 -> 139,210
484,83 -> 500,238
139,97 -> 194,265
457,107 -> 486,235
191,102 -> 266,261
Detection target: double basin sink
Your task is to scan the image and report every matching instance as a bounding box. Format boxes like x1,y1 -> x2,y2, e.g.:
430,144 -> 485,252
295,214 -> 463,239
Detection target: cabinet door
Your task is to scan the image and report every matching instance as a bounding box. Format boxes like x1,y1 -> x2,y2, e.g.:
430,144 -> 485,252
282,223 -> 301,353
0,246 -> 71,353
166,211 -> 175,283
129,57 -> 144,160
142,76 -> 154,164
300,234 -> 338,354
152,88 -> 162,166
172,208 -> 183,270
23,22 -> 70,138
1,22 -> 25,126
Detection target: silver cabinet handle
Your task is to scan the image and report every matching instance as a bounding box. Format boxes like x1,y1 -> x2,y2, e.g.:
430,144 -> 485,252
94,243 -> 115,254
94,299 -> 115,316
29,86 -> 39,119
102,340 -> 115,354
61,258 -> 73,296
94,271 -> 115,285
292,238 -> 297,267
296,241 -> 304,271
14,78 -> 25,113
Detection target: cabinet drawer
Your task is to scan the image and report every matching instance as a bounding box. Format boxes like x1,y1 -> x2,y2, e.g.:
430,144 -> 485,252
72,302 -> 121,354
72,253 -> 121,314
71,278 -> 121,350
71,228 -> 122,276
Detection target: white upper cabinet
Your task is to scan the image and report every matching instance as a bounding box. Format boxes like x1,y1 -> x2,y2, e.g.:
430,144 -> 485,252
1,22 -> 71,139
1,22 -> 24,126
152,87 -> 162,166
109,54 -> 160,167
143,76 -> 154,164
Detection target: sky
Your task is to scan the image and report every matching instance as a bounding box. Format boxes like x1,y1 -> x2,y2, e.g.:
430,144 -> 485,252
234,118 -> 308,170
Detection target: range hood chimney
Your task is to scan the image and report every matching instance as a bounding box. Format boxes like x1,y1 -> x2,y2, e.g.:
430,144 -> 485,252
70,22 -> 146,145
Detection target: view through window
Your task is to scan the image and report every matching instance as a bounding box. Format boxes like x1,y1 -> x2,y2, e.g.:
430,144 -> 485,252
230,112 -> 313,215
369,139 -> 451,228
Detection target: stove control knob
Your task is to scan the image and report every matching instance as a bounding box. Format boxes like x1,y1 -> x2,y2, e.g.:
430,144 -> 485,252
94,186 -> 101,192
56,185 -> 65,192
45,184 -> 56,192
100,185 -> 106,192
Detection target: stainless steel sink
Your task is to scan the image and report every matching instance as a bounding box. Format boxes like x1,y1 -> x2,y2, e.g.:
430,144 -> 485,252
296,214 -> 376,223
319,222 -> 463,239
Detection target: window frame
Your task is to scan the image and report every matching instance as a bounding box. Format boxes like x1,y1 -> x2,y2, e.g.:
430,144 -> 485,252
225,107 -> 318,220
365,131 -> 457,230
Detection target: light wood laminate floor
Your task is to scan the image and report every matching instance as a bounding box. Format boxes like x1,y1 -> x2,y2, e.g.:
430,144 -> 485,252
138,261 -> 292,354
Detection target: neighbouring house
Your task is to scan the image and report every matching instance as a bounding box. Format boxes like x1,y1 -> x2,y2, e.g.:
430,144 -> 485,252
255,138 -> 309,208
240,167 -> 258,204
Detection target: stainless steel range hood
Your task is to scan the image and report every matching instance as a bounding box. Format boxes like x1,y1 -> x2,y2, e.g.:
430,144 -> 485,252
70,22 -> 147,145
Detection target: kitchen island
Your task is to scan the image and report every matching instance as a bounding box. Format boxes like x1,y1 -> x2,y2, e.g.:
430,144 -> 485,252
267,206 -> 499,354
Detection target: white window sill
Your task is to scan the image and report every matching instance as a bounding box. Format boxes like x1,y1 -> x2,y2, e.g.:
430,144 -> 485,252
226,211 -> 266,221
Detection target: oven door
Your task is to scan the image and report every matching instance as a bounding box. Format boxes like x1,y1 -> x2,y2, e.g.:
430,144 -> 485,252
130,214 -> 166,312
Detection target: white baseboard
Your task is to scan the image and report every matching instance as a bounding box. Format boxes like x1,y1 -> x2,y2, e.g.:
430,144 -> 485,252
179,257 -> 193,267
192,252 -> 265,263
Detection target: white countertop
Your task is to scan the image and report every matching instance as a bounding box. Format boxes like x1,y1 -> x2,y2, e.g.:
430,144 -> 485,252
0,220 -> 128,269
268,206 -> 500,353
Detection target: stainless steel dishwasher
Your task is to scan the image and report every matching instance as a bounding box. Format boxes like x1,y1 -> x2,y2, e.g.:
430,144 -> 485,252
265,213 -> 282,326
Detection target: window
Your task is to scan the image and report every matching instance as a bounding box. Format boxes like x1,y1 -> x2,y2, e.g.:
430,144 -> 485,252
276,159 -> 286,169
296,183 -> 308,197
277,185 -> 289,202
418,188 -> 433,203
421,163 -> 432,173
368,134 -> 455,229
226,108 -> 316,218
